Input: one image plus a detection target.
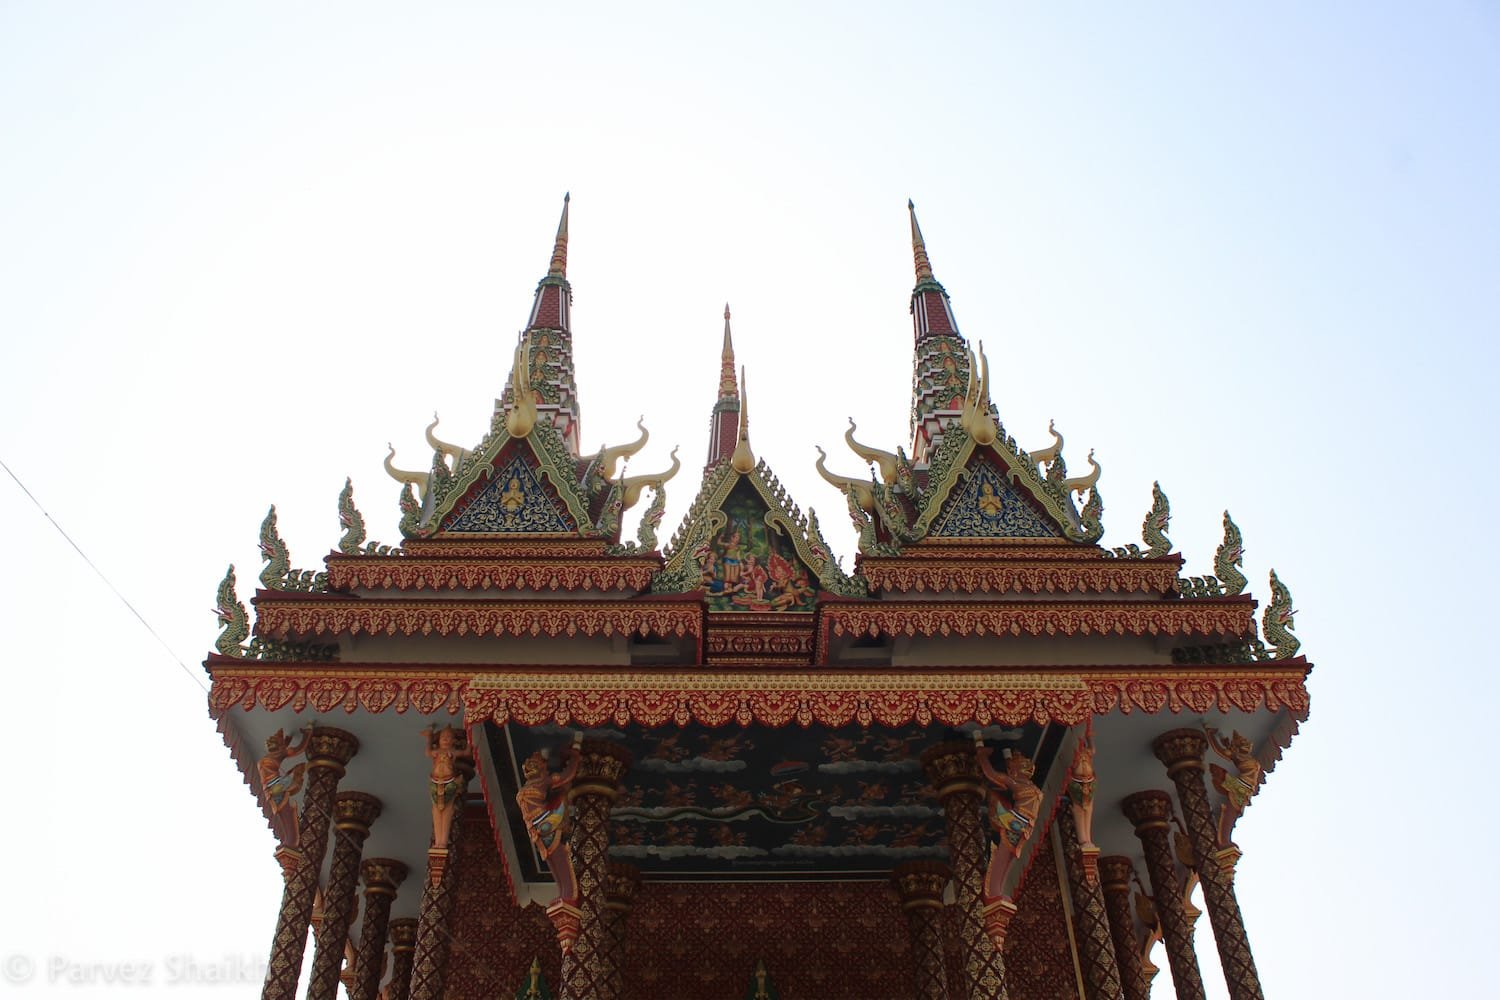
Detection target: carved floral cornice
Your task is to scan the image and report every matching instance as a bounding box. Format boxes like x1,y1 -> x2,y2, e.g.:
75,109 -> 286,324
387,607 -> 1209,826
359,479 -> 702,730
860,559 -> 1181,596
324,557 -> 658,594
252,598 -> 701,641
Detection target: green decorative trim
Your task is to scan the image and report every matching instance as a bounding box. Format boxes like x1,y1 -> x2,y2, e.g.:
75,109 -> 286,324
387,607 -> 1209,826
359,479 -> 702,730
1263,569 -> 1300,659
244,636 -> 339,663
1108,481 -> 1171,560
337,478 -> 366,554
214,565 -> 249,655
397,483 -> 423,539
1176,511 -> 1246,598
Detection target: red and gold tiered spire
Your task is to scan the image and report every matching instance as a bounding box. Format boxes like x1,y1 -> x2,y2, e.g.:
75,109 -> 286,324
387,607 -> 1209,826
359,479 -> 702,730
705,304 -> 741,469
507,193 -> 583,454
907,200 -> 971,466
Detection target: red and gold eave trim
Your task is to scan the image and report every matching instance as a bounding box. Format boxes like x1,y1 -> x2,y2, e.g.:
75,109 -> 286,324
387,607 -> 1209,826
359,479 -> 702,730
323,556 -> 659,593
859,558 -> 1182,596
252,597 -> 701,641
205,660 -> 1310,727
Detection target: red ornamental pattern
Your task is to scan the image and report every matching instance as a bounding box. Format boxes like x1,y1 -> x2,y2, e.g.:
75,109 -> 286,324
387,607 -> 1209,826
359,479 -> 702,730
252,600 -> 701,641
862,560 -> 1180,596
822,601 -> 1253,648
208,672 -> 469,718
325,558 -> 658,593
1003,835 -> 1079,1000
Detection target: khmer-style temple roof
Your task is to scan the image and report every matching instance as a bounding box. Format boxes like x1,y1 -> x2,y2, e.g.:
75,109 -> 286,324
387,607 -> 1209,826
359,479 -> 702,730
206,195 -> 1310,1000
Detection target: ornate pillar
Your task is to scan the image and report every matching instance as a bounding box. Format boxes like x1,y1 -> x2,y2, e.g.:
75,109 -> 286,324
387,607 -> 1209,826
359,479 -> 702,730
349,858 -> 408,1000
560,741 -> 632,1000
600,862 -> 640,1000
384,919 -> 418,1000
1056,808 -> 1123,1000
408,733 -> 473,1000
305,792 -> 381,1000
1098,858 -> 1150,1000
262,727 -> 359,1000
891,860 -> 951,1000
920,742 -> 1007,1000
1122,792 -> 1205,1000
1153,729 -> 1265,1000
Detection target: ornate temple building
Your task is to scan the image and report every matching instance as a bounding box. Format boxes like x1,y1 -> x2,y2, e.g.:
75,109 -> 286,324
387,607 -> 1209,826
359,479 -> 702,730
207,195 -> 1310,1000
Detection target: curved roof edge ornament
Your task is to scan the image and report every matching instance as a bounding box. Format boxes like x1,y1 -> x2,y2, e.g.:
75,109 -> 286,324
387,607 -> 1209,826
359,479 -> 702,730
505,333 -> 537,438
1029,419 -> 1063,470
963,342 -> 998,446
815,445 -> 875,513
1060,449 -> 1101,495
599,417 -> 649,482
384,443 -> 430,501
620,445 -> 680,512
730,366 -> 755,474
845,418 -> 900,485
425,413 -> 471,467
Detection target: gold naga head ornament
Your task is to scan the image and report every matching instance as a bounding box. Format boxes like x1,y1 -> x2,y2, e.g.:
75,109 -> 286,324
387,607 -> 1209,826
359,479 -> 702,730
960,342 -> 998,446
384,443 -> 431,499
597,417 -> 649,482
619,445 -> 681,511
844,417 -> 900,485
425,412 -> 471,466
814,444 -> 875,513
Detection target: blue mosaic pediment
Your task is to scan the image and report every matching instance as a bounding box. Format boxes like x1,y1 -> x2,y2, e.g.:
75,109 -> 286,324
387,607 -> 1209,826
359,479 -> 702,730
445,455 -> 576,534
929,460 -> 1061,539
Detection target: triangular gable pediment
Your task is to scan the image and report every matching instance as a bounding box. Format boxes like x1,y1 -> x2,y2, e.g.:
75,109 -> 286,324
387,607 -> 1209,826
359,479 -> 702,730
442,451 -> 577,534
928,457 -> 1062,539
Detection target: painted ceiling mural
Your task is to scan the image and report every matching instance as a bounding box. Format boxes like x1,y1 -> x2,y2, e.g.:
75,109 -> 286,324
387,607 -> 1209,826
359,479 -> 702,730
489,721 -> 1065,880
692,480 -> 817,613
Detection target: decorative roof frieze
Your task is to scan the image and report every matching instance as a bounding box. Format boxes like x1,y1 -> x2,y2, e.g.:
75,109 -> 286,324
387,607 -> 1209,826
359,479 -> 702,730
251,596 -> 702,641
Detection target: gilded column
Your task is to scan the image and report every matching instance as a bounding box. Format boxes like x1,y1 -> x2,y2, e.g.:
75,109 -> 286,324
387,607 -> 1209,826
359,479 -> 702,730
349,859 -> 408,1000
1056,808 -> 1124,1000
1098,857 -> 1150,1000
559,740 -> 632,1000
305,792 -> 381,1000
384,919 -> 418,1000
920,742 -> 1007,1000
262,727 -> 360,1000
409,724 -> 474,1000
1153,729 -> 1265,1000
891,860 -> 951,1000
600,861 -> 640,1000
1121,792 -> 1205,1000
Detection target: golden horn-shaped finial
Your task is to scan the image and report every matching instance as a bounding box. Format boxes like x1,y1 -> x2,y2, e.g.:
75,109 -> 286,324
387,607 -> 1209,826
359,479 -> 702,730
505,333 -> 537,438
383,444 -> 430,499
1029,419 -> 1063,468
964,342 -> 998,446
845,417 -> 900,484
1060,449 -> 1102,495
599,417 -> 649,481
730,365 -> 755,474
425,412 -> 471,466
548,192 -> 570,277
815,445 -> 875,513
620,446 -> 680,511
909,199 -> 934,282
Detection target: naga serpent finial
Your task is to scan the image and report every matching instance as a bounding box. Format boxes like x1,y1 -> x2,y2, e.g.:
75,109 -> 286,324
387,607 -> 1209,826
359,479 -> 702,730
425,413 -> 471,468
844,417 -> 900,484
598,417 -> 649,482
505,333 -> 538,438
962,343 -> 998,446
815,445 -> 875,513
384,444 -> 430,500
1263,569 -> 1299,658
1214,512 -> 1248,596
1142,481 -> 1172,558
214,564 -> 249,655
1059,449 -> 1101,495
619,446 -> 680,511
730,366 -> 755,474
1029,419 -> 1063,470
258,506 -> 290,590
337,478 -> 367,555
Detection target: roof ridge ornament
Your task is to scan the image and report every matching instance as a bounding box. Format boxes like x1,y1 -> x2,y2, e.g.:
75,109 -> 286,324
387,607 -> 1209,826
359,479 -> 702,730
598,417 -> 649,482
719,303 -> 739,400
384,444 -> 431,501
844,418 -> 900,485
909,198 -> 934,282
960,343 -> 998,446
730,366 -> 755,474
505,334 -> 538,438
548,192 -> 570,278
426,412 -> 472,468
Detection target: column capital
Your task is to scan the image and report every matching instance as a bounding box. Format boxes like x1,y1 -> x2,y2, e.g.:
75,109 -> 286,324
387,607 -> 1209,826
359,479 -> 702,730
604,861 -> 641,912
891,860 -> 951,911
1097,855 -> 1137,892
334,791 -> 383,833
1121,790 -> 1175,832
388,919 -> 419,952
570,740 -> 633,800
920,741 -> 982,797
361,858 -> 409,896
1152,728 -> 1209,777
307,727 -> 360,773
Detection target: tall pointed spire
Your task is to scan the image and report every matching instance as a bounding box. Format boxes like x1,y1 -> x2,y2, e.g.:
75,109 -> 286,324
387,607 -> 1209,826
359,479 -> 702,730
548,192 -> 570,278
705,304 -> 742,469
730,365 -> 755,474
906,200 -> 969,467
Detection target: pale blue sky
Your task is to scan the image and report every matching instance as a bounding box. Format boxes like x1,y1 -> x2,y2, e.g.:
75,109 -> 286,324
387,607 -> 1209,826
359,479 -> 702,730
1,4 -> 1495,997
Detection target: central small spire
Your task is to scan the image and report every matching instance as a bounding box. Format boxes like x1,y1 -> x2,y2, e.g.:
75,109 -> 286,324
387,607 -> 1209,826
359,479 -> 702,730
548,192 -> 570,278
719,303 -> 738,400
909,199 -> 934,282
